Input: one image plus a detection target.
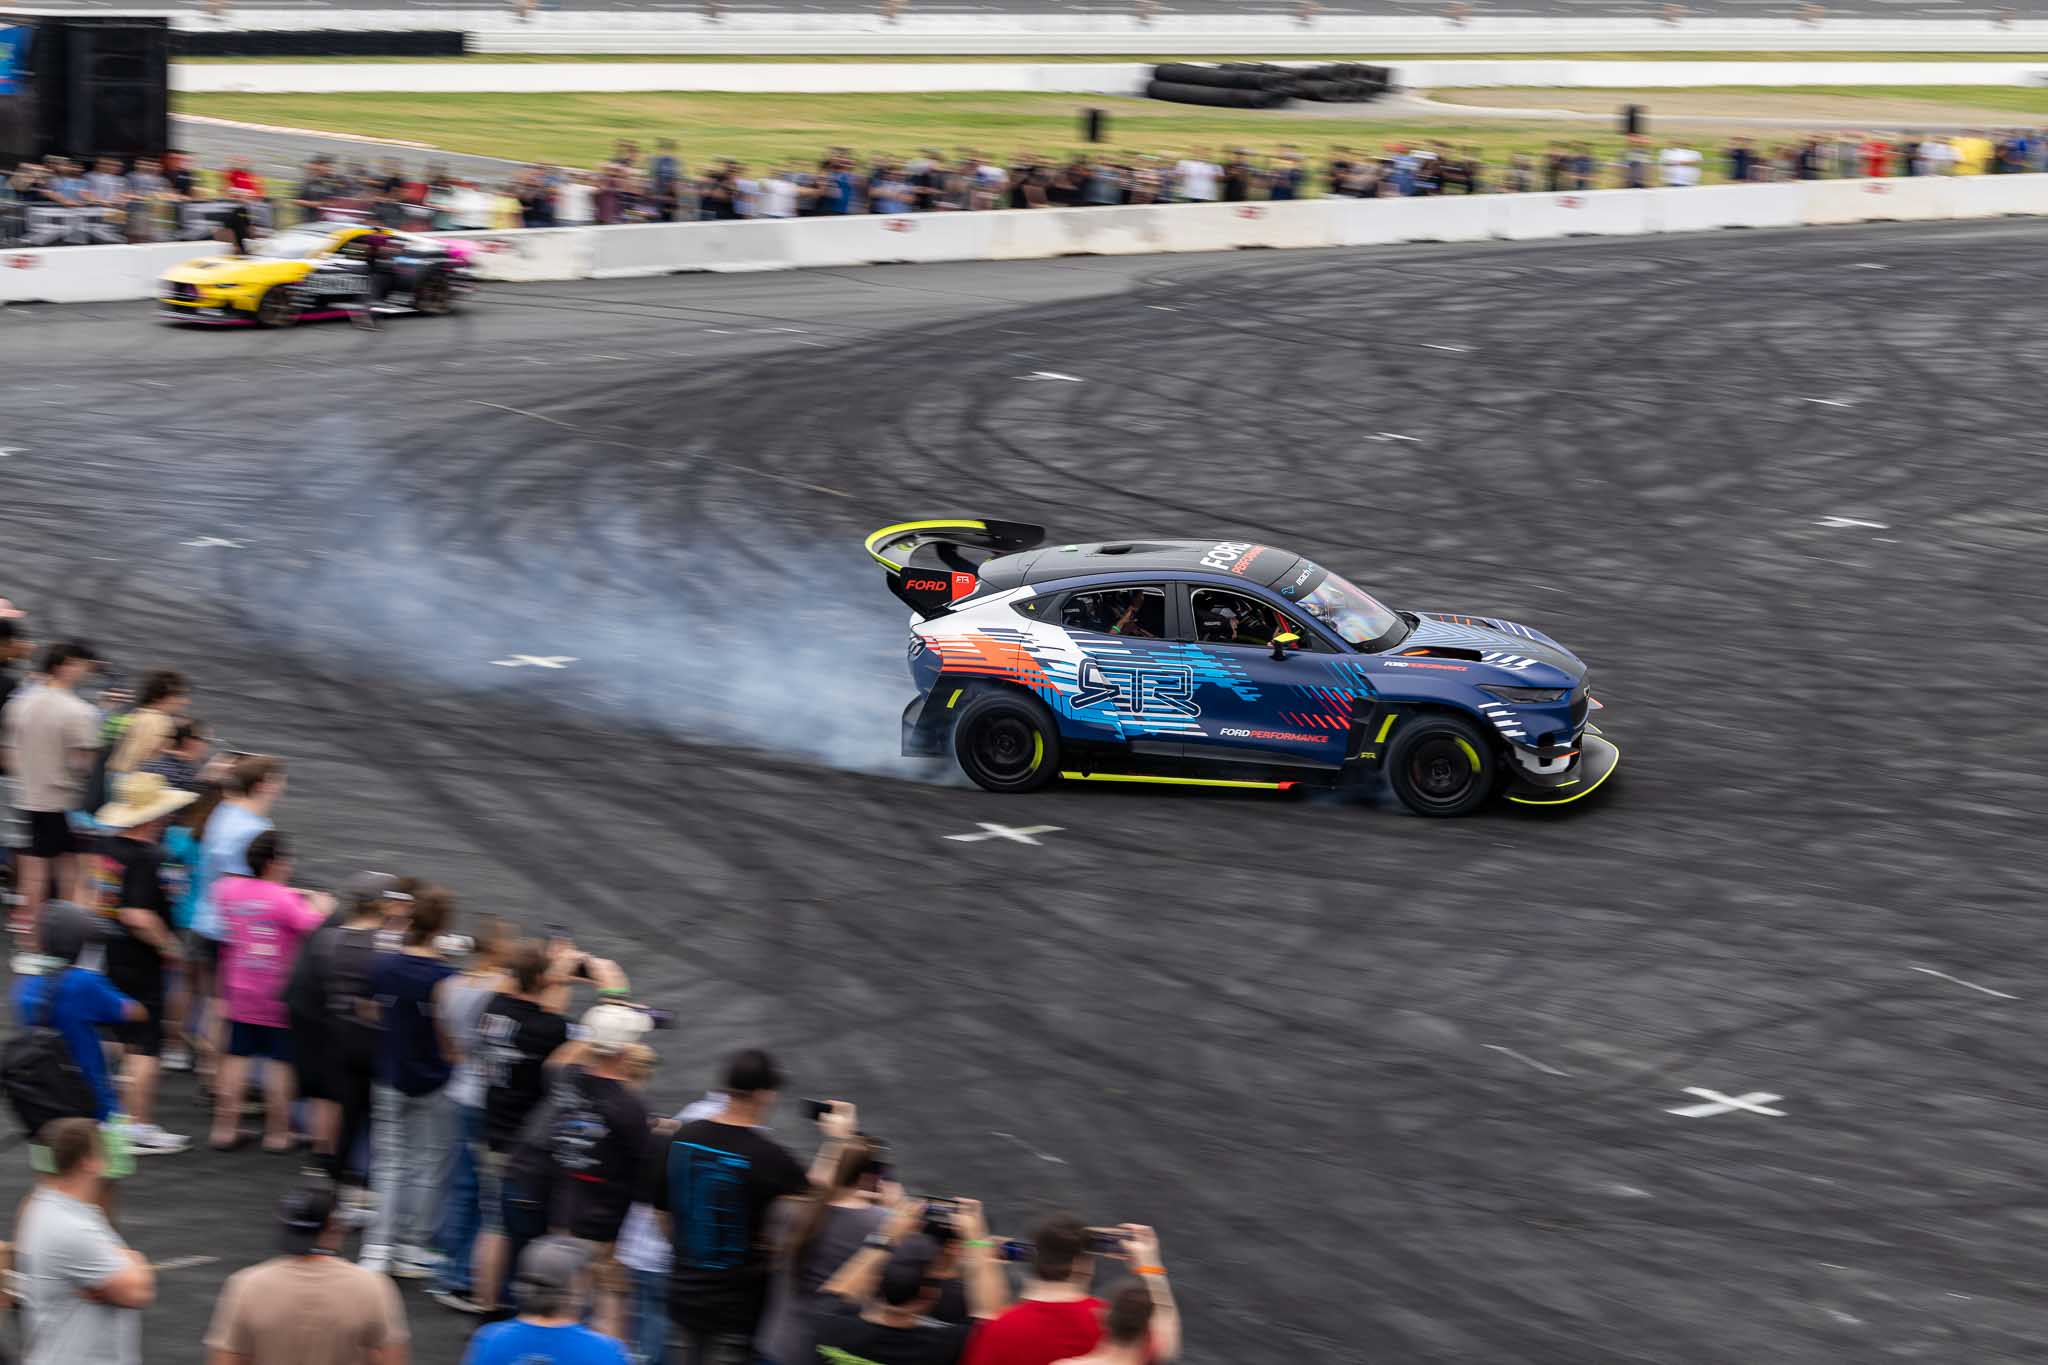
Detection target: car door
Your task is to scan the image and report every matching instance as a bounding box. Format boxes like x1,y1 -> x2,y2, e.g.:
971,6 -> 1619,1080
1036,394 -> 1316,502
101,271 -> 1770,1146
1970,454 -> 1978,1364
1174,582 -> 1356,771
1053,583 -> 1199,756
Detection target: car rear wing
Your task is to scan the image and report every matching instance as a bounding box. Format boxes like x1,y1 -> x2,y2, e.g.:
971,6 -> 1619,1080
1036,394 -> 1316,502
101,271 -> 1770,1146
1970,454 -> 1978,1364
864,517 -> 1047,619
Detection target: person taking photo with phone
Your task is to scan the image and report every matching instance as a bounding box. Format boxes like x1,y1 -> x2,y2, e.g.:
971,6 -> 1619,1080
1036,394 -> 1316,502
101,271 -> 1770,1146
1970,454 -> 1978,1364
811,1195 -> 1009,1365
1048,1230 -> 1178,1365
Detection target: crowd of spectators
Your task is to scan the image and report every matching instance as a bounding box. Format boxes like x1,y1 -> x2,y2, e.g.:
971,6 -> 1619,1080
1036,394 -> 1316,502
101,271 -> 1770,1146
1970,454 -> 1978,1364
8,125 -> 2048,246
0,605 -> 1181,1365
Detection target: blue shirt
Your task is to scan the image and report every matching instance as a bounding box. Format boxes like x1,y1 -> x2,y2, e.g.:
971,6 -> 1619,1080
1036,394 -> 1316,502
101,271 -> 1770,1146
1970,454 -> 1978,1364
13,969 -> 134,1121
461,1319 -> 629,1365
194,802 -> 270,940
371,952 -> 458,1096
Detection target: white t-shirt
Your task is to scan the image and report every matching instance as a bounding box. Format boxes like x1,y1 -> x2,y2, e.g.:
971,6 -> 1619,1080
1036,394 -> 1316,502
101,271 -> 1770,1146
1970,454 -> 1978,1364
1659,147 -> 1702,188
734,177 -> 760,218
556,181 -> 594,225
760,176 -> 797,219
1174,159 -> 1219,201
19,1188 -> 140,1365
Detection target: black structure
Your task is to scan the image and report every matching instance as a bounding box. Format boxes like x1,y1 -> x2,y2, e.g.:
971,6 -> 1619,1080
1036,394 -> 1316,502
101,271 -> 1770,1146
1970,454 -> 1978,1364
0,13 -> 169,167
1147,61 -> 1392,109
174,29 -> 467,57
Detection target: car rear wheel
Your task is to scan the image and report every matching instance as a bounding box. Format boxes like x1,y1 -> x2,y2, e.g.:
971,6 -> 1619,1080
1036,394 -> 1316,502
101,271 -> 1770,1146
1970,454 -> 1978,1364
413,272 -> 453,316
254,286 -> 300,328
952,690 -> 1059,794
1386,713 -> 1497,817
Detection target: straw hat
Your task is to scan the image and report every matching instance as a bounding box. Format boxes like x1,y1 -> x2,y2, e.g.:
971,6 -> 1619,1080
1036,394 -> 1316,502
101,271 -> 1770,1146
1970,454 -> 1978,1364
95,771 -> 198,829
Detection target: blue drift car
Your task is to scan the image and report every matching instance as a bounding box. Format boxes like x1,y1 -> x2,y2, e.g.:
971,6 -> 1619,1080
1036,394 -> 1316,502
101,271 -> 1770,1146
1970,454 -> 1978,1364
870,518 -> 1619,817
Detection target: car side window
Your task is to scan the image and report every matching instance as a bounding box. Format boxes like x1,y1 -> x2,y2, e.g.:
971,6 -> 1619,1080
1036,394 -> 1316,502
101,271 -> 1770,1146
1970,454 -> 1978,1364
1191,588 -> 1310,650
333,236 -> 368,261
1060,586 -> 1166,640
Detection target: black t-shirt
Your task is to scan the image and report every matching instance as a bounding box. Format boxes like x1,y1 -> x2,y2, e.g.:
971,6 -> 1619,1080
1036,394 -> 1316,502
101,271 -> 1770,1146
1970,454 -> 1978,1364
546,1067 -> 652,1242
479,995 -> 571,1151
811,1299 -> 975,1365
646,1118 -> 809,1332
97,836 -> 169,1002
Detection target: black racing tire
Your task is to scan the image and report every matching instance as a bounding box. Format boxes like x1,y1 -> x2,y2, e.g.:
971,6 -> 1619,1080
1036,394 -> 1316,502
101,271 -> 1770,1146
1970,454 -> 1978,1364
1386,713 -> 1499,817
254,286 -> 300,329
413,271 -> 453,316
951,689 -> 1060,794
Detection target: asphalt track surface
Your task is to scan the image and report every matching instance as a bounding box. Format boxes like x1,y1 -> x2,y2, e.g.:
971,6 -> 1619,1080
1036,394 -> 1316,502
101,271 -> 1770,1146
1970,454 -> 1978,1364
3,220 -> 2047,1363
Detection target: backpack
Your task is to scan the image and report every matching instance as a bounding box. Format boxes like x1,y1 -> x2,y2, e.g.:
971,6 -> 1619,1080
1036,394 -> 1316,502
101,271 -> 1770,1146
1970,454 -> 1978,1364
1,970 -> 100,1136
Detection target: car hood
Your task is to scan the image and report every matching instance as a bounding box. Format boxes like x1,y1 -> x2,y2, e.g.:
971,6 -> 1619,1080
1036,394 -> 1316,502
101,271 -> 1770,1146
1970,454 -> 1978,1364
158,255 -> 308,286
1398,611 -> 1587,684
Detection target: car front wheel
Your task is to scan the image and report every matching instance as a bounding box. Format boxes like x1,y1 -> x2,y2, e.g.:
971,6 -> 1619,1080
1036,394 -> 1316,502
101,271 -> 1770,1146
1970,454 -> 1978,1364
254,286 -> 300,328
952,690 -> 1059,794
1386,713 -> 1497,817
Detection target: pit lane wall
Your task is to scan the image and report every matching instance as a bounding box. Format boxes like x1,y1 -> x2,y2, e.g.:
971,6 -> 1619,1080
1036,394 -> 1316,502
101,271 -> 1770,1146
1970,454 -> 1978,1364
10,175 -> 2048,304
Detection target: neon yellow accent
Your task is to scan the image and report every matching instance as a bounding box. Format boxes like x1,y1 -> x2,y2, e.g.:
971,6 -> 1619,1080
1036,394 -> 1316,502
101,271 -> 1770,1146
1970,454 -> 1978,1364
1058,772 -> 1290,790
1373,714 -> 1398,743
1454,738 -> 1481,770
1272,631 -> 1300,644
1507,738 -> 1621,806
1557,779 -> 1579,787
946,689 -> 963,710
1030,733 -> 1045,771
864,519 -> 989,571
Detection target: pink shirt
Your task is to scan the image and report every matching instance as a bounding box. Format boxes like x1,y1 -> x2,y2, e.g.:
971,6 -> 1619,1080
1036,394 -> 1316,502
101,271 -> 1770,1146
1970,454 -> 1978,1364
216,876 -> 325,1028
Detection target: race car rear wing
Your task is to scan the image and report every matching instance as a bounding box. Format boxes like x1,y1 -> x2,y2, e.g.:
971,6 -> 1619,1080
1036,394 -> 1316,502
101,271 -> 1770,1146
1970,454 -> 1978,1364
864,518 -> 1047,618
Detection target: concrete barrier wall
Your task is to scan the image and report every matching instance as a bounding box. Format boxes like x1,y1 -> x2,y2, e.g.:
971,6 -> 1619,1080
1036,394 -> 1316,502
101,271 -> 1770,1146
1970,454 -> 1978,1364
171,57 -> 2048,96
13,177 -> 2048,305
0,242 -> 210,303
161,11 -> 2048,56
172,61 -> 1156,96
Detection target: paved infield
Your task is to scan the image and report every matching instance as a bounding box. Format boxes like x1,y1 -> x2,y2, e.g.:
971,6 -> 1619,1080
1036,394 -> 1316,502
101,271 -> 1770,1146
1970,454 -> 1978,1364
2,221 -> 2046,1363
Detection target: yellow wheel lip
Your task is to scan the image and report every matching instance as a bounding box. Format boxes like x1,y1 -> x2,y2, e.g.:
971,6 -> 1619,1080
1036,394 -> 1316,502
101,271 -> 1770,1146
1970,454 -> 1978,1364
1506,735 -> 1621,806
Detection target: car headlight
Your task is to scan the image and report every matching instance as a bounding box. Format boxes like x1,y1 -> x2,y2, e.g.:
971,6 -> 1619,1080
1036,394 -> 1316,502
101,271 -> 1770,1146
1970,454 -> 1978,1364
1479,684 -> 1568,704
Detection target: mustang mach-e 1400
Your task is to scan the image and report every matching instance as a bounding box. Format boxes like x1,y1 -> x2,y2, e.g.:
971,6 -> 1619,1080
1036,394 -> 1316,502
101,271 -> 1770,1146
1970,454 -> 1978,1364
868,518 -> 1617,817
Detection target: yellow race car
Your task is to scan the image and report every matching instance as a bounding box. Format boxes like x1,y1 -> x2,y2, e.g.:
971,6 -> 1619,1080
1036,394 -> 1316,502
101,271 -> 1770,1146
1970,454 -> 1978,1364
157,221 -> 474,326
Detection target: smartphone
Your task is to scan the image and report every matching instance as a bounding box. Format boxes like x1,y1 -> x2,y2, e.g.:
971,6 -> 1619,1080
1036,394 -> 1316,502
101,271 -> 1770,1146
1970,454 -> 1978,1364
544,922 -> 571,943
996,1238 -> 1034,1263
638,1007 -> 675,1030
803,1098 -> 831,1122
1087,1228 -> 1127,1256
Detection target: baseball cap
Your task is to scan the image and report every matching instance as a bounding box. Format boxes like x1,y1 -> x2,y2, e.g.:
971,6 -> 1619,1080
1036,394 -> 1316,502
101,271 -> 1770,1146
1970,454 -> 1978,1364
35,901 -> 103,964
580,1002 -> 651,1056
342,871 -> 406,911
276,1185 -> 336,1255
514,1236 -> 589,1302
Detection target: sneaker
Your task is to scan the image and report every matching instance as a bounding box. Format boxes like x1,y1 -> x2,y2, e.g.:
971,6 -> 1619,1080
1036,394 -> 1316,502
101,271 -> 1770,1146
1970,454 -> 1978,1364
359,1247 -> 392,1275
126,1124 -> 191,1156
160,1047 -> 194,1073
393,1246 -> 441,1279
428,1288 -> 489,1315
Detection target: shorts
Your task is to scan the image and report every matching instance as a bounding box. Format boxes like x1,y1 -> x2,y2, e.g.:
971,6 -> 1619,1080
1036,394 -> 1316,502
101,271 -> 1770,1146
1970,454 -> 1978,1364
183,932 -> 221,972
290,1014 -> 336,1100
28,1118 -> 135,1182
477,1148 -> 507,1236
21,810 -> 77,859
227,1021 -> 294,1062
113,1003 -> 164,1058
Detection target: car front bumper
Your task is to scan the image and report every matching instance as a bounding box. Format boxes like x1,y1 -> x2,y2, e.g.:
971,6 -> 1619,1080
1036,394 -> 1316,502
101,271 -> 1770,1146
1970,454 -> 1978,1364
1504,729 -> 1620,806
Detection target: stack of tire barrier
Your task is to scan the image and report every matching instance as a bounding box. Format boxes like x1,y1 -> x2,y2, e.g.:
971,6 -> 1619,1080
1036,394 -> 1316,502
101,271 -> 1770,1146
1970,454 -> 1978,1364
1145,62 -> 1392,110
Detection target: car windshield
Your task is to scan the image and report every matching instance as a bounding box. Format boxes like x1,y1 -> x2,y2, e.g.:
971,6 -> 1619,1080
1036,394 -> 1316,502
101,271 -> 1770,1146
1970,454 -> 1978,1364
1295,568 -> 1406,650
249,229 -> 337,260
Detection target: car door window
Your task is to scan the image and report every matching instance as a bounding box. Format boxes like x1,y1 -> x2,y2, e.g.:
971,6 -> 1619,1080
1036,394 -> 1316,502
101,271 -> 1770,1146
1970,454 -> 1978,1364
1060,586 -> 1166,639
1190,588 -> 1310,651
333,235 -> 368,261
